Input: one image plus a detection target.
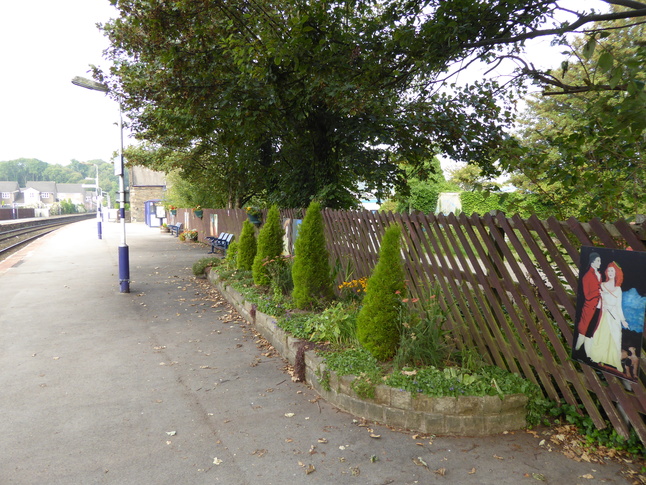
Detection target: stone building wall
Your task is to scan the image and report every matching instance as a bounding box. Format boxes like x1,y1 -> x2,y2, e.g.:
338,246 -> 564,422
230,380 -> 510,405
129,185 -> 165,223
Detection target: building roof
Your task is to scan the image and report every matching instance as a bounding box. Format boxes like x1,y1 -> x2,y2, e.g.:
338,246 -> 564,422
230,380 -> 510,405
57,183 -> 86,194
0,181 -> 20,192
25,181 -> 57,193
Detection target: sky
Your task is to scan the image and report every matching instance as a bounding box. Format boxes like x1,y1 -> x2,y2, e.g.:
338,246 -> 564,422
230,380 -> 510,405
0,1 -> 124,166
0,1 -> 609,169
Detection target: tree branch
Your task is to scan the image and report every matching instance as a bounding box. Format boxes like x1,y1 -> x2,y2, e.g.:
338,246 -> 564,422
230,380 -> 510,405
605,1 -> 646,9
462,7 -> 646,50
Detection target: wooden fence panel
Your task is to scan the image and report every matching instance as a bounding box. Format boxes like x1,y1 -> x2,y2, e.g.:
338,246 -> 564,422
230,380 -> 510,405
193,207 -> 645,444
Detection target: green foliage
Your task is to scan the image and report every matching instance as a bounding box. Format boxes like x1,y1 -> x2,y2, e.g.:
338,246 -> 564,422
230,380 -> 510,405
59,199 -> 78,215
356,225 -> 406,361
504,11 -> 646,222
393,157 -> 456,214
385,365 -> 538,400
447,164 -> 499,192
291,201 -> 334,309
99,0 -> 563,208
263,255 -> 294,304
459,191 -> 553,219
323,348 -> 383,400
394,285 -> 451,369
224,241 -> 238,268
278,302 -> 359,349
125,147 -> 260,210
236,220 -> 257,271
192,257 -> 221,276
252,205 -> 285,286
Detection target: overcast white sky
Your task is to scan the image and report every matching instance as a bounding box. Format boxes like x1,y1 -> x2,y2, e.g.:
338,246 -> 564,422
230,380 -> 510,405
0,1 -> 608,168
0,0 -> 124,166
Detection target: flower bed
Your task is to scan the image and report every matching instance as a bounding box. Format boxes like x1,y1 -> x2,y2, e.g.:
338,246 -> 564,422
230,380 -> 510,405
207,271 -> 528,436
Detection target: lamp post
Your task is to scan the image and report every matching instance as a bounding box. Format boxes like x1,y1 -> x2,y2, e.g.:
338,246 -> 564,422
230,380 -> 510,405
82,162 -> 102,239
72,76 -> 130,293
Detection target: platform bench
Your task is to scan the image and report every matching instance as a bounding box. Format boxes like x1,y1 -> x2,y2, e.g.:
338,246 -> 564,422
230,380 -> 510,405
168,222 -> 183,237
206,233 -> 234,254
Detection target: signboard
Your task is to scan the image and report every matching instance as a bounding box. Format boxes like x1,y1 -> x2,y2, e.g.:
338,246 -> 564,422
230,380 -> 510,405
571,246 -> 645,382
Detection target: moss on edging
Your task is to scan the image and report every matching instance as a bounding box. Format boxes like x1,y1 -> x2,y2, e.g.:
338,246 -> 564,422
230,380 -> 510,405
206,271 -> 527,436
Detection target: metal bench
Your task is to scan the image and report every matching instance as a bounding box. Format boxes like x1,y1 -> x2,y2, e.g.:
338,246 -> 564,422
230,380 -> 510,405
206,232 -> 234,254
168,222 -> 183,237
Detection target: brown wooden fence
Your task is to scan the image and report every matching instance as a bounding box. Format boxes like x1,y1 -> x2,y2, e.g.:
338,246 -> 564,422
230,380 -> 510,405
171,207 -> 646,444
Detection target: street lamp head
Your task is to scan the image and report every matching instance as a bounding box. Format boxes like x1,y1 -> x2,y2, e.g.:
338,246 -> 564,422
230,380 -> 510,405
71,76 -> 109,93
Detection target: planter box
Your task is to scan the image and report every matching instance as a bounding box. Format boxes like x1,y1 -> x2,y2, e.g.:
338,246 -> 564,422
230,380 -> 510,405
206,271 -> 528,436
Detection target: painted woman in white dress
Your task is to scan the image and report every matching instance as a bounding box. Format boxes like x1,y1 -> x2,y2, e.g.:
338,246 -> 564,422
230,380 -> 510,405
588,262 -> 629,370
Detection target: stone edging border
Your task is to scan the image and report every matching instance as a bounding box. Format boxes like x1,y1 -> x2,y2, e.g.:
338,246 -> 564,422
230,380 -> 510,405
208,271 -> 528,436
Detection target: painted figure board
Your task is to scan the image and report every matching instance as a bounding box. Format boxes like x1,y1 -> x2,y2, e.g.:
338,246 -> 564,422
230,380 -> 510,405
571,246 -> 645,382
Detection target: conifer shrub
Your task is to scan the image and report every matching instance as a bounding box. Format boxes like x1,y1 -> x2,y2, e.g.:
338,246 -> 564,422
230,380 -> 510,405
225,241 -> 238,268
253,205 -> 285,286
237,220 -> 257,271
291,201 -> 334,309
356,224 -> 407,361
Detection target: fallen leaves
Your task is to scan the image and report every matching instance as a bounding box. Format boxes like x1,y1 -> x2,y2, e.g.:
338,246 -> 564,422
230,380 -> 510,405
298,461 -> 316,475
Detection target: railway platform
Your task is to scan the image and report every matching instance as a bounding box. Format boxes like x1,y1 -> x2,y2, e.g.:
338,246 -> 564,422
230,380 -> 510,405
0,219 -> 638,484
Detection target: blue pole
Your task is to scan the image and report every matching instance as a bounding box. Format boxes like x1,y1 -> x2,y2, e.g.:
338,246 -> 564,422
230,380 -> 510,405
118,244 -> 130,293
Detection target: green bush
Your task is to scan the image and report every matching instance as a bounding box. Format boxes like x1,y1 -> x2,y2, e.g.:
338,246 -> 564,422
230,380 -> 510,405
192,257 -> 221,276
291,201 -> 334,309
252,205 -> 285,286
394,284 -> 451,369
460,191 -> 554,219
237,220 -> 257,271
356,224 -> 407,361
224,240 -> 238,268
276,302 -> 358,348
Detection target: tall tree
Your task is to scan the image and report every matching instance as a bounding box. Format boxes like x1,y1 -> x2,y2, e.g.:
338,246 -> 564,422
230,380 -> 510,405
506,8 -> 646,221
97,1 -> 646,208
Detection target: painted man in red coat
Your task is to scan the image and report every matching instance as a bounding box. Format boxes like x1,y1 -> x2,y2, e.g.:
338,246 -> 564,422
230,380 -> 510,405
573,252 -> 602,360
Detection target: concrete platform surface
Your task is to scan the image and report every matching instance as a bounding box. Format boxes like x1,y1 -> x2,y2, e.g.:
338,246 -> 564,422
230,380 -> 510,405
0,220 -> 636,484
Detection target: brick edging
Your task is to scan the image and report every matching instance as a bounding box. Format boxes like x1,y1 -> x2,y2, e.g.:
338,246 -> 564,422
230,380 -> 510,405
208,272 -> 528,436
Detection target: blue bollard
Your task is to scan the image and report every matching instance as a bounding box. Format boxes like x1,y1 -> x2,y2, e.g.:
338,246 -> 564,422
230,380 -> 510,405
118,244 -> 130,293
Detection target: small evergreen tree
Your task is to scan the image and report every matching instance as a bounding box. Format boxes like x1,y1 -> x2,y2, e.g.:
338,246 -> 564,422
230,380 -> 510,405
253,205 -> 285,286
291,201 -> 334,309
224,241 -> 238,268
356,224 -> 407,361
236,220 -> 257,271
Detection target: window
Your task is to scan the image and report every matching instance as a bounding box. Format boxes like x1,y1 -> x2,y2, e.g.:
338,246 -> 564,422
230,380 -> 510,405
1,192 -> 9,199
40,192 -> 50,199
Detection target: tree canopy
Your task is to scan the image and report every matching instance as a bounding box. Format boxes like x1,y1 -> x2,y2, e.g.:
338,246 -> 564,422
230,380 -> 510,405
98,0 -> 646,210
507,7 -> 646,221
